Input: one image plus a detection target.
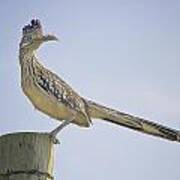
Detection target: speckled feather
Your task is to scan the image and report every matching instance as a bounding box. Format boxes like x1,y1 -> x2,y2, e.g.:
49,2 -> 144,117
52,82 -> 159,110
33,58 -> 90,119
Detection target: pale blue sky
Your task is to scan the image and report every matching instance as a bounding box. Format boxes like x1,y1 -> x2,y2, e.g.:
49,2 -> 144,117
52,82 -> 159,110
1,0 -> 180,179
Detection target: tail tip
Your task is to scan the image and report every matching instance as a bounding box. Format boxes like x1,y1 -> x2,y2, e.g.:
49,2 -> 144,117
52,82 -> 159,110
176,131 -> 180,142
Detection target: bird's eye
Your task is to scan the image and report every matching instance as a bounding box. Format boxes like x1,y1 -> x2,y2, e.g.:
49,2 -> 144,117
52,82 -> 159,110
24,36 -> 32,42
27,36 -> 32,41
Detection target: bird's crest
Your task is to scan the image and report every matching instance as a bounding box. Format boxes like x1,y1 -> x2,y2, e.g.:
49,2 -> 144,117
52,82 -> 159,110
22,19 -> 43,38
20,19 -> 43,48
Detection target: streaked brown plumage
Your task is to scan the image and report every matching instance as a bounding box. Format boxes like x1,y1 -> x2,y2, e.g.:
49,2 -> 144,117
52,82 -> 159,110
19,19 -> 180,142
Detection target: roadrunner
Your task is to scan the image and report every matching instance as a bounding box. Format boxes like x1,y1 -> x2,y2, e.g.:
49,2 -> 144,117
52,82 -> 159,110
19,19 -> 180,143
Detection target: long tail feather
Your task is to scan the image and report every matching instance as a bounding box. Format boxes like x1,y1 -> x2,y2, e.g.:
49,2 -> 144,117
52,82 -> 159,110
86,100 -> 180,142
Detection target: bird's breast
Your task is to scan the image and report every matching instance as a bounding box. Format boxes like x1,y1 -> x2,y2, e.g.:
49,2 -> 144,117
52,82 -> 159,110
23,82 -> 76,121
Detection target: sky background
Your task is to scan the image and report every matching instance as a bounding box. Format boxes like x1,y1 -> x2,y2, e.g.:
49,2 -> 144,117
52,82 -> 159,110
1,0 -> 180,179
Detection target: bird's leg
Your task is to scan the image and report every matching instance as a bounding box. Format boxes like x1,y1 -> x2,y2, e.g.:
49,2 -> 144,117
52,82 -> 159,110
49,120 -> 71,144
50,119 -> 72,137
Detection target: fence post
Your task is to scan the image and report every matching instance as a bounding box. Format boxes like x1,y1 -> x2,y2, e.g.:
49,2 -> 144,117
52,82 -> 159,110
0,132 -> 56,180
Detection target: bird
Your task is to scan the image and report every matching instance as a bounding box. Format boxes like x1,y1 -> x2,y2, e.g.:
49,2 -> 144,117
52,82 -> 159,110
19,19 -> 180,143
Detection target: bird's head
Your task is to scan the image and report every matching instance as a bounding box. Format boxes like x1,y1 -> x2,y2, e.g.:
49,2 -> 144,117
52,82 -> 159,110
20,19 -> 58,51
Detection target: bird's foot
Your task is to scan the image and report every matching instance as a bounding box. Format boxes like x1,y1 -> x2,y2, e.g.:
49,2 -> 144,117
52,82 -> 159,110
49,132 -> 60,144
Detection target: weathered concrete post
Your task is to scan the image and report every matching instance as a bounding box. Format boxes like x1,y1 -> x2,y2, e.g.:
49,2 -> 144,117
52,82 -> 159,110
0,132 -> 55,180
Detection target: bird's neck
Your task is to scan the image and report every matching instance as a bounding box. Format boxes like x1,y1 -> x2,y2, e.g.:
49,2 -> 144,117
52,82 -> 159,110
19,48 -> 37,66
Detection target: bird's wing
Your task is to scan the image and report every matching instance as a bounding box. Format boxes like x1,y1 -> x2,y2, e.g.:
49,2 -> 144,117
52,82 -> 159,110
33,62 -> 90,120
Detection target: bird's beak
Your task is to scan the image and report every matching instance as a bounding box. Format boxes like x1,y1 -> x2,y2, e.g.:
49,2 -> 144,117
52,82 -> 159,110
42,34 -> 59,42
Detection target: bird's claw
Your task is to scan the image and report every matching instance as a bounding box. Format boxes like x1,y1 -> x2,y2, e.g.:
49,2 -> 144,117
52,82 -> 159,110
49,133 -> 60,144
